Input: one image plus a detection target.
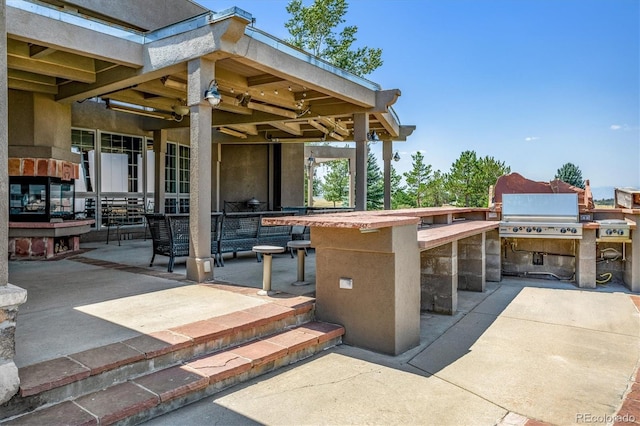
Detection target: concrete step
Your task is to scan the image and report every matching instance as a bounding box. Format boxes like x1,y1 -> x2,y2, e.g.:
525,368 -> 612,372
3,322 -> 344,425
0,291 -> 320,422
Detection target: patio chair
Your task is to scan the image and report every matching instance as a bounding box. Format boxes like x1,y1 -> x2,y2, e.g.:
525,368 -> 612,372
145,213 -> 171,269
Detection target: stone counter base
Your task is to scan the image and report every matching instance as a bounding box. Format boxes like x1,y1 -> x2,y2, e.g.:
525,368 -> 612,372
9,236 -> 80,259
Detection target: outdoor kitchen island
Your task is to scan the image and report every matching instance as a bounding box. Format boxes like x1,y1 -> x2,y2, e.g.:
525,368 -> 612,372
262,209 -> 501,355
263,212 -> 421,355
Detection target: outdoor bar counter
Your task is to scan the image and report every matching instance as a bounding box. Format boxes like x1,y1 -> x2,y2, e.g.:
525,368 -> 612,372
263,212 -> 422,355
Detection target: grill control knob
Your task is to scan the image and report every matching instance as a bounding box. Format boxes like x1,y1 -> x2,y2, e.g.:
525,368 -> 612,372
526,227 -> 532,233
618,229 -> 624,235
606,229 -> 613,235
570,228 -> 577,233
536,227 -> 542,233
560,228 -> 567,233
512,227 -> 519,232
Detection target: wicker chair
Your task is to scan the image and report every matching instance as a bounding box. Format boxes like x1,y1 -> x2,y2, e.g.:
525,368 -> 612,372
218,212 -> 260,266
211,212 -> 222,266
145,213 -> 172,270
148,213 -> 223,271
166,214 -> 190,272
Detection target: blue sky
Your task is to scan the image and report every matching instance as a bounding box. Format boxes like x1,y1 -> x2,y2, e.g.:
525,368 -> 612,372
197,0 -> 639,194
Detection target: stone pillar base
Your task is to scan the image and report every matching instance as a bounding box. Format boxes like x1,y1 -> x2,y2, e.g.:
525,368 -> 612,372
186,257 -> 214,283
0,284 -> 28,404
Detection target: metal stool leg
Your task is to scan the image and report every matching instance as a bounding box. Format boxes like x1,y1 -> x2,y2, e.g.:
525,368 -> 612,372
292,247 -> 310,286
257,253 -> 273,296
297,248 -> 305,282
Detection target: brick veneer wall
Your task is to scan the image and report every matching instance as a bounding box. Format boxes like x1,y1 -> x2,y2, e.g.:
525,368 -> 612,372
8,157 -> 79,180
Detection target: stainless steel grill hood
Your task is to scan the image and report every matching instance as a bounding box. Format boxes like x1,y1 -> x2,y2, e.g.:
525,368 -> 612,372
499,193 -> 583,239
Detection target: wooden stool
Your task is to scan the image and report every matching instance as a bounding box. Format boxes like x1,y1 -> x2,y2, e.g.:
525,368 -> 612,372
287,240 -> 312,286
252,245 -> 285,295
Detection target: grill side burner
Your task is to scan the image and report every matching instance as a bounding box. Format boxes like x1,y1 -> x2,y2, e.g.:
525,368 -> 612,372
499,193 -> 583,239
596,219 -> 631,242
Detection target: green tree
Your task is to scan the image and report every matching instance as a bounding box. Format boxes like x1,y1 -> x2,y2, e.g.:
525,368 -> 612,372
366,145 -> 384,210
446,150 -> 480,207
390,166 -> 411,209
554,162 -> 585,189
321,159 -> 350,206
403,151 -> 432,207
477,156 -> 510,206
424,170 -> 448,207
285,0 -> 383,77
446,151 -> 510,207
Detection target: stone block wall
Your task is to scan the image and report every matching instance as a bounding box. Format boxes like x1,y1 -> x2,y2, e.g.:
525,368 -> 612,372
485,229 -> 501,282
458,233 -> 485,292
420,241 -> 458,314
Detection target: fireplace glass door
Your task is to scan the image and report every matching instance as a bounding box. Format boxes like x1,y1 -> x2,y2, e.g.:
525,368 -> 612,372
9,177 -> 75,222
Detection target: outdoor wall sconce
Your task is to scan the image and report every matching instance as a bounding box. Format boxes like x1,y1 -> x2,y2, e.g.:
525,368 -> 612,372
204,80 -> 222,107
393,151 -> 401,162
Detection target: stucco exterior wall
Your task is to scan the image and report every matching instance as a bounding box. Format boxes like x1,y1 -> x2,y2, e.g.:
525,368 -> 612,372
8,90 -> 34,147
220,144 -> 269,207
9,91 -> 76,162
280,143 -> 304,207
72,100 -> 150,137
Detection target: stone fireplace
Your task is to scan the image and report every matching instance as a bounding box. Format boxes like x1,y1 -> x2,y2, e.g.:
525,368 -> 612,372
8,157 -> 93,259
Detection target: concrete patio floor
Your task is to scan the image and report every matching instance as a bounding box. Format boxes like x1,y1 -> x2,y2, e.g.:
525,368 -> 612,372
8,239 -> 640,425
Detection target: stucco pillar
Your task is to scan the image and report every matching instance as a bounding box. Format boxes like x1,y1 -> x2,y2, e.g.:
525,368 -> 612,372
0,0 -> 28,404
152,129 -> 167,213
348,158 -> 355,207
420,242 -> 458,315
313,224 -> 420,355
624,213 -> 640,292
307,162 -> 314,207
353,113 -> 368,211
576,229 -> 596,289
212,142 -> 221,212
185,58 -> 214,282
382,140 -> 392,210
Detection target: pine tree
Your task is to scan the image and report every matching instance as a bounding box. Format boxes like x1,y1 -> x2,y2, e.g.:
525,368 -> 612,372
554,163 -> 585,189
446,151 -> 510,207
446,151 -> 480,207
403,151 -> 432,207
424,170 -> 448,207
366,145 -> 384,210
390,166 -> 410,209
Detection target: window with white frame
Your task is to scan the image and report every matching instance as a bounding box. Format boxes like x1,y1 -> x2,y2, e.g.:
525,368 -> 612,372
164,142 -> 190,213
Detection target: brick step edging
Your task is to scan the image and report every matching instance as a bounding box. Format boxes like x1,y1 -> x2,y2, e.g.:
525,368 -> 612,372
3,322 -> 345,426
0,297 -> 314,421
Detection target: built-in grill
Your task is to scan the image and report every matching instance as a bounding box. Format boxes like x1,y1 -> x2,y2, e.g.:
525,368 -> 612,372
596,219 -> 631,242
499,193 -> 583,239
